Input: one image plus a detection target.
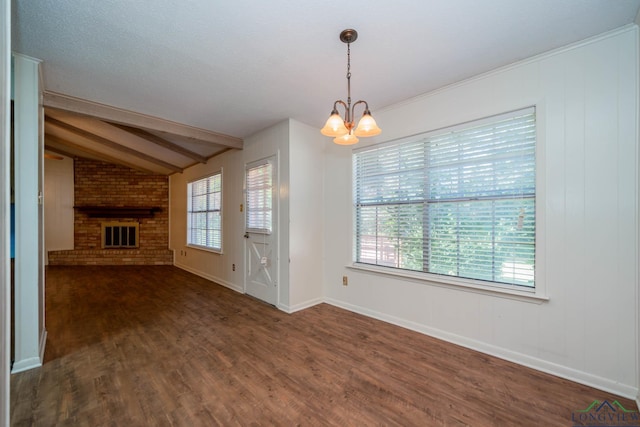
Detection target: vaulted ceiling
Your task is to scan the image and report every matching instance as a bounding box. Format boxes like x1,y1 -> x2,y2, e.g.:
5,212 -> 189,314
41,92 -> 241,175
12,0 -> 640,174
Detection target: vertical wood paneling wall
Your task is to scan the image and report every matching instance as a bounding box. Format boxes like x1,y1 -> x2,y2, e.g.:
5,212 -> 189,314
323,27 -> 639,398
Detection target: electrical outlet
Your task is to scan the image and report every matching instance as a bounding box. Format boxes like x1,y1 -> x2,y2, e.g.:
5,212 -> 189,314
342,276 -> 348,286
232,264 -> 236,271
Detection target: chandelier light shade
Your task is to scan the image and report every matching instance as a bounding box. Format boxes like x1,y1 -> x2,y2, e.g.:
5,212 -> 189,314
354,109 -> 381,137
320,110 -> 348,137
320,29 -> 381,145
334,131 -> 359,145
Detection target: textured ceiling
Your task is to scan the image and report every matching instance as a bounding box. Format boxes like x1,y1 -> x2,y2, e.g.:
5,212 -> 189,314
12,0 -> 640,141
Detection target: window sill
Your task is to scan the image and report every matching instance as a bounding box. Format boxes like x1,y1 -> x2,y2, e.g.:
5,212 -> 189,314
347,263 -> 549,304
186,244 -> 222,255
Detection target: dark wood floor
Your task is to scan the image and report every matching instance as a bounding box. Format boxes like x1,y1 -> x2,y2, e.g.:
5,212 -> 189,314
10,266 -> 638,426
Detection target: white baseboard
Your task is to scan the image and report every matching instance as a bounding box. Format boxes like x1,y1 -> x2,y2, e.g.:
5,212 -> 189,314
278,297 -> 324,314
276,303 -> 290,312
11,329 -> 47,374
11,356 -> 41,374
325,298 -> 639,400
174,262 -> 244,294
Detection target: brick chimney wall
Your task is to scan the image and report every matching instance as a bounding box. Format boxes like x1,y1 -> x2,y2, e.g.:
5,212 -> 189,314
48,158 -> 172,265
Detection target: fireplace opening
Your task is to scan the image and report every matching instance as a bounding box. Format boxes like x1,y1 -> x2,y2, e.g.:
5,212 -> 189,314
102,222 -> 139,248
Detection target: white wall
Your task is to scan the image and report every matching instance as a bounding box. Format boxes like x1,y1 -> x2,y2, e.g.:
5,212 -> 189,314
171,148 -> 246,292
323,27 -> 639,398
44,154 -> 74,255
288,120 -> 324,311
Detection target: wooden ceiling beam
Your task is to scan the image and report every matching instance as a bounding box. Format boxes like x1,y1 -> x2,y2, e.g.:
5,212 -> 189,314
105,122 -> 208,164
46,116 -> 183,173
45,134 -> 165,175
43,91 -> 243,149
44,145 -> 77,160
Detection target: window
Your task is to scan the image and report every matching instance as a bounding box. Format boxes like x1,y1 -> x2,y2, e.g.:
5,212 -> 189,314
246,162 -> 273,233
187,172 -> 222,251
354,108 -> 536,289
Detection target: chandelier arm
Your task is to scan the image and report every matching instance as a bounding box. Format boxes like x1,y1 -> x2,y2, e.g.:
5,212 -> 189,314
333,100 -> 348,111
333,100 -> 350,123
350,100 -> 370,118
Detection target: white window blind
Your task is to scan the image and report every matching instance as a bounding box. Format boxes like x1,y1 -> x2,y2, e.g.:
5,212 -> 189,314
354,108 -> 536,288
246,162 -> 273,233
187,172 -> 222,251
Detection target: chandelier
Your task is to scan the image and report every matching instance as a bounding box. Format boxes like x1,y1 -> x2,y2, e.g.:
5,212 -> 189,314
320,29 -> 381,145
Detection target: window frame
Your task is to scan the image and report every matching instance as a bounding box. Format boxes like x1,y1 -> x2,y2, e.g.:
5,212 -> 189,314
351,107 -> 548,302
186,170 -> 223,253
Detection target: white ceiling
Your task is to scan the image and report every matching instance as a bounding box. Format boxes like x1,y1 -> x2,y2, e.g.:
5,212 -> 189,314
12,0 -> 640,141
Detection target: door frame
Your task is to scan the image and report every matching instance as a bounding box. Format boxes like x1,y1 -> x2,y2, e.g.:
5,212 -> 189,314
1,0 -> 9,422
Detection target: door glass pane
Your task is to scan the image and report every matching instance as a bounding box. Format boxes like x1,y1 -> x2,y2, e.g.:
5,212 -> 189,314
246,163 -> 273,233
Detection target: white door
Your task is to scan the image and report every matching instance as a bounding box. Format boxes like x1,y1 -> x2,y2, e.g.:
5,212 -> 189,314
244,157 -> 278,305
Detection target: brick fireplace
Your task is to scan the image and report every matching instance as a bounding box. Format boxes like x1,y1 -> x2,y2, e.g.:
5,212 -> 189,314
48,158 -> 173,265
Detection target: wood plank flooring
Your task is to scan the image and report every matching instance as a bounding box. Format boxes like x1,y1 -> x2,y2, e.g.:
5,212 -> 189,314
10,266 -> 638,426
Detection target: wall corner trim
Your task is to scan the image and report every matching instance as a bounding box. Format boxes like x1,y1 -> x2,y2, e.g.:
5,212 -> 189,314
38,329 -> 47,363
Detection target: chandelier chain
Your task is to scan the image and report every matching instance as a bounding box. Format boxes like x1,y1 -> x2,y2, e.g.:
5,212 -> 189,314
346,42 -> 352,120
